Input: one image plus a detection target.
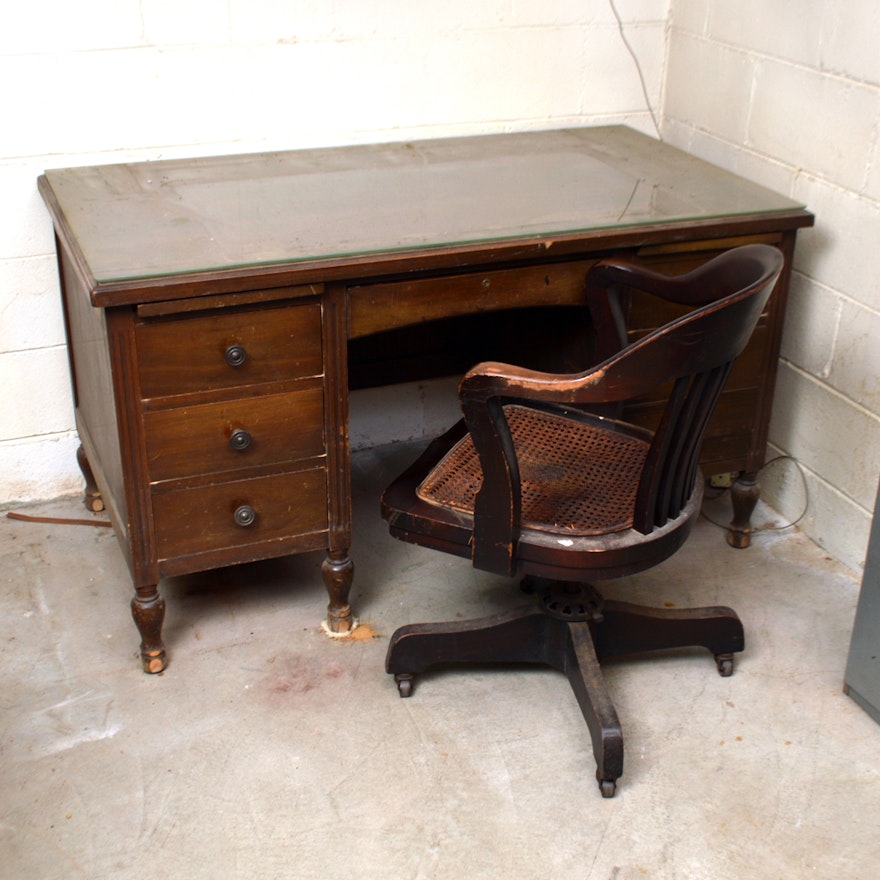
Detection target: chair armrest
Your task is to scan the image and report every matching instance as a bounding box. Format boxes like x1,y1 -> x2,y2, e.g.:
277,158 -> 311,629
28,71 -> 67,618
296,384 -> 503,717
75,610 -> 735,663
458,357 -> 658,575
458,358 -> 656,409
459,391 -> 522,576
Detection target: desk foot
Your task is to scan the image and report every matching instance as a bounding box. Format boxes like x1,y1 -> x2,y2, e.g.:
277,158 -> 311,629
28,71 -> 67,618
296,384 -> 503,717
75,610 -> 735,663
322,550 -> 355,633
727,472 -> 759,549
76,445 -> 104,513
131,585 -> 167,673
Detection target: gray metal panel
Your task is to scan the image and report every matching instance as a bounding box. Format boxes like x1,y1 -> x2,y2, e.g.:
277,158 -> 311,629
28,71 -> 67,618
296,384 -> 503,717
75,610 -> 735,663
844,475 -> 880,725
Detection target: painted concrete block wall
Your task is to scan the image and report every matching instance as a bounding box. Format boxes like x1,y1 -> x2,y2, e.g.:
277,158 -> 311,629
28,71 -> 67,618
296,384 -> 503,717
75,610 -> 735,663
0,0 -> 668,503
665,0 -> 880,571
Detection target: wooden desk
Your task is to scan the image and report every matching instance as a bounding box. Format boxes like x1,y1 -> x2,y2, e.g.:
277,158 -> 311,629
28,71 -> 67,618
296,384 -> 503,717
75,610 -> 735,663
38,127 -> 813,672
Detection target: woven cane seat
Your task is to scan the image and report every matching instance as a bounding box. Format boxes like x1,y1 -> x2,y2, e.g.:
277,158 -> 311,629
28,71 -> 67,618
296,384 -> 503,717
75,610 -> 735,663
417,405 -> 651,536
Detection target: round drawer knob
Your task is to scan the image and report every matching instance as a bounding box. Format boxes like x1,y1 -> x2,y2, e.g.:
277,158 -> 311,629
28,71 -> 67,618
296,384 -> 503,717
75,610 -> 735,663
233,505 -> 256,527
229,429 -> 252,451
224,344 -> 247,368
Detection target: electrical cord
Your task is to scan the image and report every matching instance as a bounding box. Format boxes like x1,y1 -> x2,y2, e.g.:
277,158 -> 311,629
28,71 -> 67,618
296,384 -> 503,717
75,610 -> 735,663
5,510 -> 112,527
701,454 -> 810,534
608,0 -> 663,140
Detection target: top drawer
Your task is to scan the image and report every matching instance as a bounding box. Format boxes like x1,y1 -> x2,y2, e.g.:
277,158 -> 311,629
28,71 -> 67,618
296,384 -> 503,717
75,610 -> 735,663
136,299 -> 323,399
348,260 -> 594,338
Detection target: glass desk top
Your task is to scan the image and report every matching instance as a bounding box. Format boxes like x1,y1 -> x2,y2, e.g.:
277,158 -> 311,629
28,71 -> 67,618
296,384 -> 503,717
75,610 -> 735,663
42,126 -> 806,283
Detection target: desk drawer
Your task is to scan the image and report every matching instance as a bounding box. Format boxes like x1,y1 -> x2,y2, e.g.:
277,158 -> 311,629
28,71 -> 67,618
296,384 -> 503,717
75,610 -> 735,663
143,386 -> 325,483
348,260 -> 594,338
137,300 -> 323,399
153,467 -> 328,560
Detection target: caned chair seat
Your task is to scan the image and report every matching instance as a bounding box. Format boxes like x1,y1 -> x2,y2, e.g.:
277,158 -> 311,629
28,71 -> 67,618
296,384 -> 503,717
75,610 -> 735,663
417,405 -> 651,536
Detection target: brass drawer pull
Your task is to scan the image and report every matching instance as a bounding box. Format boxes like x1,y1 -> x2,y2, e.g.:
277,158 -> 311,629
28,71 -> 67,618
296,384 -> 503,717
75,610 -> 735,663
224,343 -> 247,368
229,429 -> 252,451
233,504 -> 256,527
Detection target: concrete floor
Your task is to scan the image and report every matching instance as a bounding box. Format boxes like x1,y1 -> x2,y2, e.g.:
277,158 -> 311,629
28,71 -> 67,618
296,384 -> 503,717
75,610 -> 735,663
2,441 -> 880,880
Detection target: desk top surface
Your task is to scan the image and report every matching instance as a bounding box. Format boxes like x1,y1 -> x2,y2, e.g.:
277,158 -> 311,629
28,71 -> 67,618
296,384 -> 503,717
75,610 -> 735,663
41,126 -> 807,285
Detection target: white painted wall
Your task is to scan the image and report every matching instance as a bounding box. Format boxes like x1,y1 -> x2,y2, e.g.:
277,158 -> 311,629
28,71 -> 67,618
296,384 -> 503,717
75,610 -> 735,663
665,0 -> 880,571
0,0 -> 668,501
3,1 -> 877,572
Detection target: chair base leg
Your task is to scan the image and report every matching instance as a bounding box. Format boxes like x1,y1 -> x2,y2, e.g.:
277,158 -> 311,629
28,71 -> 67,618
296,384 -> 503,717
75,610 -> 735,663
593,599 -> 744,664
565,620 -> 623,797
385,585 -> 743,798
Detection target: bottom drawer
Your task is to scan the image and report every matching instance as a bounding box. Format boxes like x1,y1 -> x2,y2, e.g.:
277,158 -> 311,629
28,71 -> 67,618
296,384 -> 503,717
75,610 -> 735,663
153,467 -> 328,561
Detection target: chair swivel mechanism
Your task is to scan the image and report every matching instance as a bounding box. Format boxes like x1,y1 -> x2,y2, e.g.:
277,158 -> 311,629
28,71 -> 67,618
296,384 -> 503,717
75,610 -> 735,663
381,244 -> 784,797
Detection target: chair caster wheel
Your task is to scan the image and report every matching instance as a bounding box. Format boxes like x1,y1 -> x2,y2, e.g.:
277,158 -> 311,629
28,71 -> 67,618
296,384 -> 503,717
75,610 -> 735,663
599,779 -> 617,798
715,654 -> 734,677
395,675 -> 413,697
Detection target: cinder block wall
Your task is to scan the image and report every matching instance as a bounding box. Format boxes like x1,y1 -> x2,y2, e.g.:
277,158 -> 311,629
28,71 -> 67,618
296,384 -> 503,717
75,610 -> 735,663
0,1 -> 667,502
664,0 -> 880,570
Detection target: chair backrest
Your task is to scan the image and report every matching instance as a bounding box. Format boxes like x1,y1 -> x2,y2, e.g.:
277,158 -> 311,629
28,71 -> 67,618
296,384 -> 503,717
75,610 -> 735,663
598,245 -> 784,532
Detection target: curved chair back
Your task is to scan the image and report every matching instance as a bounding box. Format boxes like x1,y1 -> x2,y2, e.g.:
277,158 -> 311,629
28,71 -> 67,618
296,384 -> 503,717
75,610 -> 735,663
599,245 -> 784,531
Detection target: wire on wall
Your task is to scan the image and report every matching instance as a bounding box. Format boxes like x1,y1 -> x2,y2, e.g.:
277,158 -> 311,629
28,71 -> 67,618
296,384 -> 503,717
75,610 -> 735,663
608,0 -> 662,140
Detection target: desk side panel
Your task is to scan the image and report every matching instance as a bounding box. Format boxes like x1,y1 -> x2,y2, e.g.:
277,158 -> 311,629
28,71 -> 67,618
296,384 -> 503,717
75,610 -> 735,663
59,248 -> 161,584
57,246 -> 132,563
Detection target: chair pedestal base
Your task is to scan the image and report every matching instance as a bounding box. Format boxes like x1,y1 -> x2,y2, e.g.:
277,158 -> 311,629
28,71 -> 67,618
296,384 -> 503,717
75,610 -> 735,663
385,584 -> 744,798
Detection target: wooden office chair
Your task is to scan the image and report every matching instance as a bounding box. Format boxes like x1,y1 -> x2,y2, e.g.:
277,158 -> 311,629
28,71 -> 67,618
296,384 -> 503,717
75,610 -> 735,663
381,244 -> 784,797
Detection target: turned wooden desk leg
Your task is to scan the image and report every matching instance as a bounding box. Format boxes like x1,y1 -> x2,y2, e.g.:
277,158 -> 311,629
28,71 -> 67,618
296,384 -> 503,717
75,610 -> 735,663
76,444 -> 104,513
131,585 -> 167,674
322,549 -> 354,633
727,471 -> 760,549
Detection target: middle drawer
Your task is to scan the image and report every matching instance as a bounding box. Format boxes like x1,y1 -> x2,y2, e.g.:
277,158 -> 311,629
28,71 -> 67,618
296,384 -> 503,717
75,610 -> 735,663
143,386 -> 325,484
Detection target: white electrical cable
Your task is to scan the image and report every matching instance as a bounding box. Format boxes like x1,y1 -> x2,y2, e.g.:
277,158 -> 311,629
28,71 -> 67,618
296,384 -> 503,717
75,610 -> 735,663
608,0 -> 663,139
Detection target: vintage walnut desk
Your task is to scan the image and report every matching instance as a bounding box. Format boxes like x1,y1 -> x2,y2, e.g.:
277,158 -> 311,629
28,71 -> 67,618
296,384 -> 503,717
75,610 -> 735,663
38,127 -> 813,673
